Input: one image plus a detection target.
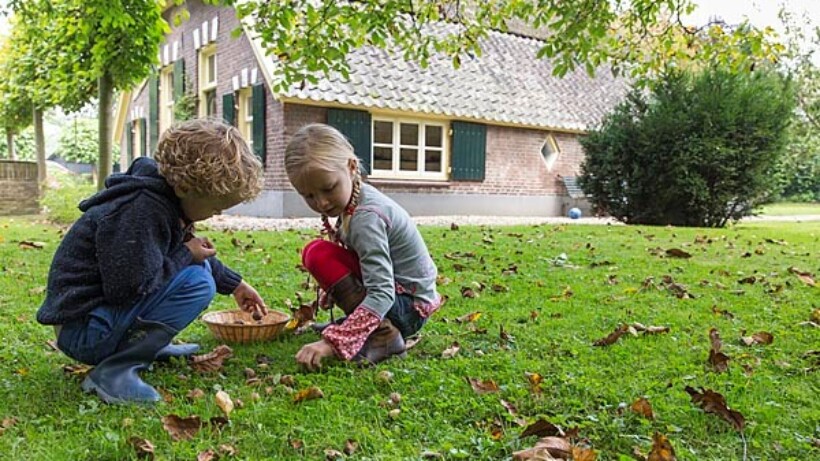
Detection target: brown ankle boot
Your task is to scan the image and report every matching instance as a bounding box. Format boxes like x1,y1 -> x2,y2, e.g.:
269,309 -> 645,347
328,275 -> 366,315
354,319 -> 407,365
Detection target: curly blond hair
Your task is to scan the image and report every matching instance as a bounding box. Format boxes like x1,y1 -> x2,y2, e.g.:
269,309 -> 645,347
155,118 -> 263,201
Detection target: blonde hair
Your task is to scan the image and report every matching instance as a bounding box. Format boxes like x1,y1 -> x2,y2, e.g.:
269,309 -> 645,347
285,123 -> 362,238
155,118 -> 263,201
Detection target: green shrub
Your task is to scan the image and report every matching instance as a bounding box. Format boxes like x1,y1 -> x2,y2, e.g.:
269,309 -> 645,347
580,66 -> 795,227
40,169 -> 95,224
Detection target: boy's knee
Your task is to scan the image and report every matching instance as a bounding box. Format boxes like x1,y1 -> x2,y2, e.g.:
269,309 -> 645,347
179,264 -> 217,301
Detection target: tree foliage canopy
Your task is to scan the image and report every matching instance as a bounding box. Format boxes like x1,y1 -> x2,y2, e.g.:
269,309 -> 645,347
233,0 -> 783,90
579,67 -> 795,227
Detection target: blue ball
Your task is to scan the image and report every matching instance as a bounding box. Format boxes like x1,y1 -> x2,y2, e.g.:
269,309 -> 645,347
568,207 -> 582,219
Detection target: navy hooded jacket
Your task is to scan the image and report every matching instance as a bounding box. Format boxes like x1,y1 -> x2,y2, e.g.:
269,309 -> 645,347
36,157 -> 242,325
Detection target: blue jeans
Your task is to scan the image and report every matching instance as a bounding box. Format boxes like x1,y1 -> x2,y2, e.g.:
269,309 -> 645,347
385,293 -> 427,339
57,262 -> 216,365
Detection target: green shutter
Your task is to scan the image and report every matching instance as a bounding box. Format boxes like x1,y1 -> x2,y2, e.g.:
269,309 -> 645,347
451,121 -> 486,181
252,83 -> 266,164
327,108 -> 372,174
148,74 -> 159,155
138,118 -> 147,158
125,121 -> 133,166
222,92 -> 236,126
173,59 -> 185,101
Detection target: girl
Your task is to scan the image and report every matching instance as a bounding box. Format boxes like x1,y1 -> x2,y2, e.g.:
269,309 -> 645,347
285,123 -> 443,370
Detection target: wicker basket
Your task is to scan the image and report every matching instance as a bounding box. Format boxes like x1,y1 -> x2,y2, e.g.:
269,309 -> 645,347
201,309 -> 290,343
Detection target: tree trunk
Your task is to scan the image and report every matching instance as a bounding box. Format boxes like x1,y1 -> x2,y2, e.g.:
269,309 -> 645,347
5,128 -> 16,160
33,106 -> 46,186
97,71 -> 114,191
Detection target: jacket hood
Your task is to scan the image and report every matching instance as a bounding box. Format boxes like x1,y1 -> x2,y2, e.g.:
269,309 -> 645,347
79,157 -> 176,211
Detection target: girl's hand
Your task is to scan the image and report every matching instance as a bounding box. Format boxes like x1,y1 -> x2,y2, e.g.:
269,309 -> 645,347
295,339 -> 335,371
233,280 -> 268,317
185,236 -> 216,263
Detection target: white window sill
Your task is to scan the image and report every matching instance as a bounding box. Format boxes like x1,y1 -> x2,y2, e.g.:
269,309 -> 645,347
368,178 -> 451,187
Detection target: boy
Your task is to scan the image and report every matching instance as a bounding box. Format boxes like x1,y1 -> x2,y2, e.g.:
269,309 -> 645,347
37,119 -> 267,404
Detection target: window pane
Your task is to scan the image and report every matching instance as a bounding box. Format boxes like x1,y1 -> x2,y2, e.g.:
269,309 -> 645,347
206,90 -> 217,116
425,149 -> 442,172
400,123 -> 418,146
425,126 -> 442,147
400,148 -> 417,171
208,54 -> 216,84
373,146 -> 392,170
245,95 -> 253,121
541,137 -> 558,158
374,121 -> 392,144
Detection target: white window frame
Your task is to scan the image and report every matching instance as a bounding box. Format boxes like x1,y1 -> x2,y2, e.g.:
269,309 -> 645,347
199,44 -> 218,117
159,66 -> 175,134
370,116 -> 449,181
132,121 -> 142,158
238,88 -> 253,149
541,134 -> 560,172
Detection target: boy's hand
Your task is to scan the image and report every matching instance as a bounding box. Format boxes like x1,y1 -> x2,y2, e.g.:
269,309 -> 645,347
185,236 -> 216,263
233,280 -> 268,317
296,339 -> 335,371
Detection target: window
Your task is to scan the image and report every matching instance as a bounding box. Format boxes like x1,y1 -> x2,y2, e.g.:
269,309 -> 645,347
159,66 -> 175,133
237,89 -> 253,148
131,121 -> 142,159
371,117 -> 447,180
541,134 -> 560,171
199,45 -> 217,117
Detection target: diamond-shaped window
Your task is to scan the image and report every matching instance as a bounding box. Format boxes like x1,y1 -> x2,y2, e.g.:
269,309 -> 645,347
541,135 -> 560,171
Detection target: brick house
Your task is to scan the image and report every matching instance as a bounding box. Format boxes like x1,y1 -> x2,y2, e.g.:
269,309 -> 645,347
114,0 -> 629,218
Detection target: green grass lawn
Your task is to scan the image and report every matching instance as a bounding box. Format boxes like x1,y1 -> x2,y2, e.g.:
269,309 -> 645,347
756,202 -> 820,216
0,216 -> 817,460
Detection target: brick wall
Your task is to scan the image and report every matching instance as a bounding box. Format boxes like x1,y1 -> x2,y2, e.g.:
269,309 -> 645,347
280,103 -> 586,197
0,161 -> 39,215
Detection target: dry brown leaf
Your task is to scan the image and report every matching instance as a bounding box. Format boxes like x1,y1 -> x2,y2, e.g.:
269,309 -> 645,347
500,399 -> 527,426
286,302 -> 317,330
293,386 -> 324,403
187,388 -> 205,400
161,414 -> 203,441
62,363 -> 93,378
709,349 -> 730,373
450,222 -> 459,230
513,436 -> 571,460
647,433 -> 677,461
665,248 -> 691,258
219,444 -> 237,456
740,331 -> 774,346
684,386 -> 745,431
631,397 -> 655,420
441,342 -> 460,359
572,446 -> 597,461
789,267 -> 816,286
593,324 -> 628,346
708,328 -> 723,352
520,419 -> 562,438
460,286 -> 478,298
290,439 -> 304,451
525,372 -> 543,394
196,449 -> 217,461
128,437 -> 155,460
191,345 -> 233,373
492,283 -> 509,292
18,240 -> 45,250
466,377 -> 500,394
344,439 -> 358,455
456,311 -> 482,323
325,448 -> 344,460
811,309 -> 820,324
215,390 -> 234,417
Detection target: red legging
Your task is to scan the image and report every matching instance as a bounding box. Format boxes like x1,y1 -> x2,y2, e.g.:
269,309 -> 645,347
301,239 -> 362,291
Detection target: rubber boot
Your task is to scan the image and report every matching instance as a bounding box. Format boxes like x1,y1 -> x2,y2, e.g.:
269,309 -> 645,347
81,319 -> 176,404
353,319 -> 407,365
155,342 -> 200,361
312,275 -> 366,333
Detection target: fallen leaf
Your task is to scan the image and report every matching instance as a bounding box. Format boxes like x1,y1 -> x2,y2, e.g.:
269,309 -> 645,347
520,418 -> 562,438
740,331 -> 773,346
215,390 -> 234,417
290,439 -> 304,451
665,248 -> 691,258
513,436 -> 571,460
161,414 -> 203,441
500,400 -> 527,426
421,450 -> 444,459
811,309 -> 820,324
197,449 -> 217,461
293,386 -> 324,403
209,416 -> 229,431
593,324 -> 628,346
525,372 -> 543,394
647,433 -> 676,461
191,345 -> 233,373
788,267 -> 816,286
631,397 -> 655,420
572,446 -> 597,461
344,439 -> 358,455
128,437 -> 155,460
450,223 -> 459,230
684,386 -> 745,431
220,444 -> 237,456
18,241 -> 45,250
456,311 -> 482,323
187,388 -> 205,400
62,363 -> 93,378
492,283 -> 509,292
325,449 -> 344,460
709,349 -> 730,373
460,286 -> 477,298
441,342 -> 460,359
466,377 -> 500,394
